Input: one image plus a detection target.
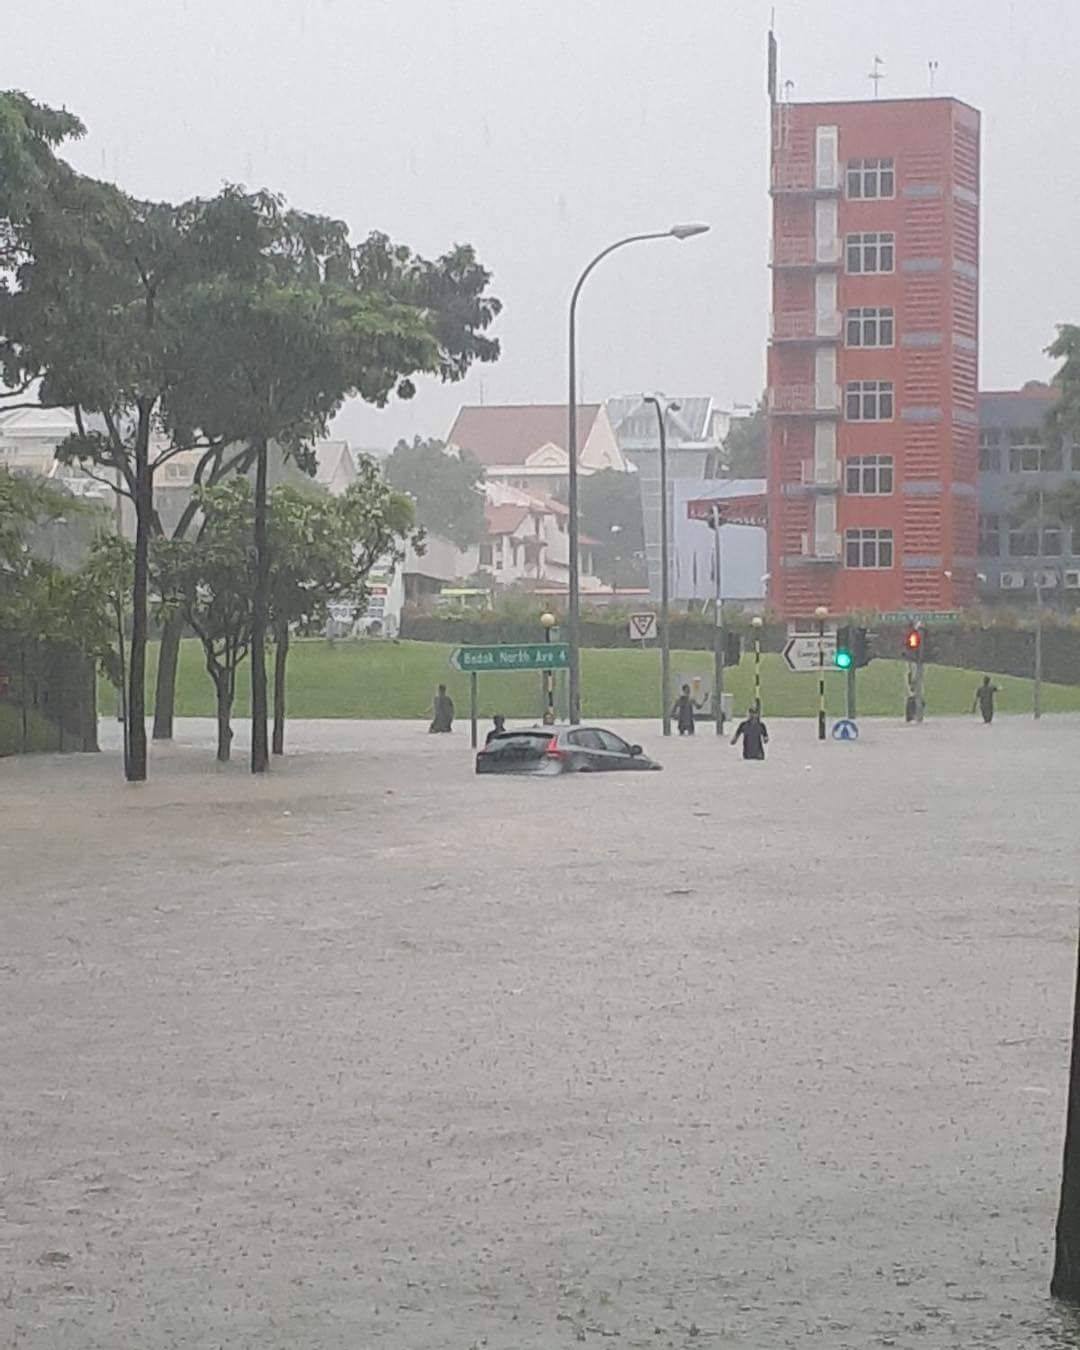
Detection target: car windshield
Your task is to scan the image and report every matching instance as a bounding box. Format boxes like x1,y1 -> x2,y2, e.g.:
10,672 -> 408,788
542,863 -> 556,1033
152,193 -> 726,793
487,732 -> 550,753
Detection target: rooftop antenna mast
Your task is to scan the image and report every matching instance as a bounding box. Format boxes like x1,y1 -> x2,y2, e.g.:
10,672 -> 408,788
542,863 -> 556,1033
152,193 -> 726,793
869,55 -> 885,98
928,60 -> 939,93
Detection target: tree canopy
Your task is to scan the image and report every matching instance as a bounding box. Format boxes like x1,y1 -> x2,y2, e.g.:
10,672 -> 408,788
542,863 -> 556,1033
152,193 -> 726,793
384,436 -> 485,549
578,468 -> 646,587
721,398 -> 766,478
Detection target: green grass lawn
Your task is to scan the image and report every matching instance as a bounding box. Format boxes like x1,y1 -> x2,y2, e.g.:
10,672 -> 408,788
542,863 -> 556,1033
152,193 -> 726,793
0,701 -> 65,755
99,637 -> 1080,721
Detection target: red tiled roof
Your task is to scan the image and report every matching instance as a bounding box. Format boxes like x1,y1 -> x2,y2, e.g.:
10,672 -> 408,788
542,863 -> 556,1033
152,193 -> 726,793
484,504 -> 531,536
448,404 -> 600,467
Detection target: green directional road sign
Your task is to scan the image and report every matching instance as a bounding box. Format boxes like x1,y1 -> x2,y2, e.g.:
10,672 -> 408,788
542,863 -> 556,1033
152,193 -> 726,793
449,642 -> 570,673
878,611 -> 960,626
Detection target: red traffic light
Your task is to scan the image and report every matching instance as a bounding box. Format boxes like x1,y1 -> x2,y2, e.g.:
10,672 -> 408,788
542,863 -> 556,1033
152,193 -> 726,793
904,627 -> 923,653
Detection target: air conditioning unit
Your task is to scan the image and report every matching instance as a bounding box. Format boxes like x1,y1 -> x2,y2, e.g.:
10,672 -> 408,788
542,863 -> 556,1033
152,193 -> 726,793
999,571 -> 1026,591
1064,570 -> 1080,590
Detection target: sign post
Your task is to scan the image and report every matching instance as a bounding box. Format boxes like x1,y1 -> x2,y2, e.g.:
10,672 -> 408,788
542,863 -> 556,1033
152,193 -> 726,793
470,671 -> 478,749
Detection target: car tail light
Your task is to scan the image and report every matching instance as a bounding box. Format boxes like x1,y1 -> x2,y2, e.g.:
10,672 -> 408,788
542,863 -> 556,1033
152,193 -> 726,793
545,736 -> 563,759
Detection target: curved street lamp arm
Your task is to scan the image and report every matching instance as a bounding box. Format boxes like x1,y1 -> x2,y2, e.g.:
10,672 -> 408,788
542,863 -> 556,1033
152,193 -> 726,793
569,232 -> 674,323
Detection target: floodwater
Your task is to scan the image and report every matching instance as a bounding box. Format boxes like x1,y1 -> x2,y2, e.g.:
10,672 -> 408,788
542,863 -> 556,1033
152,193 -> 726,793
3,714 -> 1080,1348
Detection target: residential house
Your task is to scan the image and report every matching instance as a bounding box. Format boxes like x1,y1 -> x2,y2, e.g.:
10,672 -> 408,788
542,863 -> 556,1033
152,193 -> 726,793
446,403 -> 627,497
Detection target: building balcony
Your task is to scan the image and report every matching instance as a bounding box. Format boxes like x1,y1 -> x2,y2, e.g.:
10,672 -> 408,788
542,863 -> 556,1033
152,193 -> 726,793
800,530 -> 842,562
770,158 -> 841,196
768,384 -> 841,417
770,310 -> 842,344
800,458 -> 842,490
769,237 -> 842,269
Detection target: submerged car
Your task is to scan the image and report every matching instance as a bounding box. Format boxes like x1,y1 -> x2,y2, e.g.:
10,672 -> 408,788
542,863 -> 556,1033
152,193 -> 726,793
475,726 -> 662,775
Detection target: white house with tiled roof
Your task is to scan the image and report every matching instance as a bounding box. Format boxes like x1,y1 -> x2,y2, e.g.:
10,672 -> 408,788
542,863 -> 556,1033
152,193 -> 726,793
446,403 -> 627,496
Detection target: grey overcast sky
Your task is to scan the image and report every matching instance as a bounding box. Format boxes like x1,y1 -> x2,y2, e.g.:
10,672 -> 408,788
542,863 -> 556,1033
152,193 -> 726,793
7,0 -> 1079,448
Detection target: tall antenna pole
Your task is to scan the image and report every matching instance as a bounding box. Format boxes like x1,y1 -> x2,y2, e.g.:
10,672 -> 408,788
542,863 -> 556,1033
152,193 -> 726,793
928,60 -> 939,94
869,56 -> 885,98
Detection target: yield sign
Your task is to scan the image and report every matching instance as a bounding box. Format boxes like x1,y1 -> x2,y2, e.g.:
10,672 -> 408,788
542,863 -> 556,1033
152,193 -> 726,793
628,612 -> 657,641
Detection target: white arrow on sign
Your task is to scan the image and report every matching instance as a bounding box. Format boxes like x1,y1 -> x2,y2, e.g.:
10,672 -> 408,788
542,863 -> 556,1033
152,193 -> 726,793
782,634 -> 837,673
628,612 -> 657,641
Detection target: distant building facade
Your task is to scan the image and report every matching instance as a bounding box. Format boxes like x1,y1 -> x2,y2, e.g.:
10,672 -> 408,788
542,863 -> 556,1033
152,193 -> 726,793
977,384 -> 1080,604
607,396 -> 735,602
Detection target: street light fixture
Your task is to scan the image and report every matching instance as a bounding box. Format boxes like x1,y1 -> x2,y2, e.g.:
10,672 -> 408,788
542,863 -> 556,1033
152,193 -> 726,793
751,614 -> 764,715
540,610 -> 557,725
566,223 -> 710,723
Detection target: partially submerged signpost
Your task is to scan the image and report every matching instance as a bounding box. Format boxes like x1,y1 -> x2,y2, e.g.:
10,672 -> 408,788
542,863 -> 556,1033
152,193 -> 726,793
449,643 -> 571,747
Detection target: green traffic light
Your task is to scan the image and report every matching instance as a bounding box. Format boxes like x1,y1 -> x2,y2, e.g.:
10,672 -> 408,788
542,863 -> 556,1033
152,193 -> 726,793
834,649 -> 853,670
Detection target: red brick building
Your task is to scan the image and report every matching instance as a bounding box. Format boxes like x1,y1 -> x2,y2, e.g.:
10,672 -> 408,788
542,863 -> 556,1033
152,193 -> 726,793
765,91 -> 981,619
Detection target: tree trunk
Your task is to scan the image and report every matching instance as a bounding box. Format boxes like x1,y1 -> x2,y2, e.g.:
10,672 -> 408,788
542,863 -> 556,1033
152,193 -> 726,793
214,676 -> 234,763
82,655 -> 99,752
272,621 -> 288,756
152,614 -> 184,740
1053,932 -> 1080,1301
250,436 -> 270,774
127,412 -> 152,781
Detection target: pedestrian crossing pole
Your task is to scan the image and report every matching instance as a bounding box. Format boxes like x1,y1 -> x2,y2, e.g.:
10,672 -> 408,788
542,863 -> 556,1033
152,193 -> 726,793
815,605 -> 828,740
751,615 -> 763,714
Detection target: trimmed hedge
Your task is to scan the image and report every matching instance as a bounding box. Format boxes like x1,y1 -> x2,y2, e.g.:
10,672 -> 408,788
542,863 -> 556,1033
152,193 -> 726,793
401,609 -> 1080,686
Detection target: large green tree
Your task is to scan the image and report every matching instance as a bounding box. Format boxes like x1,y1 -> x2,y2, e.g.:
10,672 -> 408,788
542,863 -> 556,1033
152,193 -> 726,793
0,92 -> 501,781
383,435 -> 485,549
0,92 -> 267,778
578,468 -> 646,588
268,464 -> 416,755
721,397 -> 767,479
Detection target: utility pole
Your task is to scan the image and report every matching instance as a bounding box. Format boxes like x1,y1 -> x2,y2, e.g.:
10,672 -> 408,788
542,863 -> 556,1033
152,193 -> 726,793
1052,930 -> 1080,1302
1035,474 -> 1045,719
712,505 -> 724,735
645,395 -> 673,737
815,605 -> 828,740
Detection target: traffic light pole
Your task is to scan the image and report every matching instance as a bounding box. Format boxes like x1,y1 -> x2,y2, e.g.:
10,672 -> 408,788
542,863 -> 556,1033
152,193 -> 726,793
915,650 -> 925,723
817,612 -> 827,741
846,664 -> 857,720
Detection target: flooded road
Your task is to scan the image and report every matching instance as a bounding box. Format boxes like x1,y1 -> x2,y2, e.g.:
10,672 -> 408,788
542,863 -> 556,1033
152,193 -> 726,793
3,714 -> 1080,1348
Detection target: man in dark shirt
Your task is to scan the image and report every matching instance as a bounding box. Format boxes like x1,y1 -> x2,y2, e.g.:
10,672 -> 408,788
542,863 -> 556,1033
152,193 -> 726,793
731,706 -> 769,760
972,676 -> 1000,724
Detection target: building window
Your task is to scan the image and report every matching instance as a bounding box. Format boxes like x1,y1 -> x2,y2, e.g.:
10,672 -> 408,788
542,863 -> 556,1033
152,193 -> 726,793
978,513 -> 1000,557
1072,445 -> 1080,473
978,428 -> 1001,472
846,307 -> 895,348
1043,524 -> 1063,556
846,381 -> 894,422
846,157 -> 895,200
1008,523 -> 1039,557
1006,428 -> 1061,472
845,455 -> 894,494
845,528 -> 894,569
846,232 -> 895,275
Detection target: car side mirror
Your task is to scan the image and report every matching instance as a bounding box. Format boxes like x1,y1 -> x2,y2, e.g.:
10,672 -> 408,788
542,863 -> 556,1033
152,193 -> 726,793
629,744 -> 642,757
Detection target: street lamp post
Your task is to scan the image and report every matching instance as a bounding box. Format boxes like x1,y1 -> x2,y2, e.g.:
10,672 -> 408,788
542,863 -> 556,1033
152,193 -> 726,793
540,610 -> 557,725
1035,472 -> 1045,720
712,504 -> 724,736
644,395 -> 675,736
566,223 -> 709,724
751,615 -> 764,715
815,604 -> 829,741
